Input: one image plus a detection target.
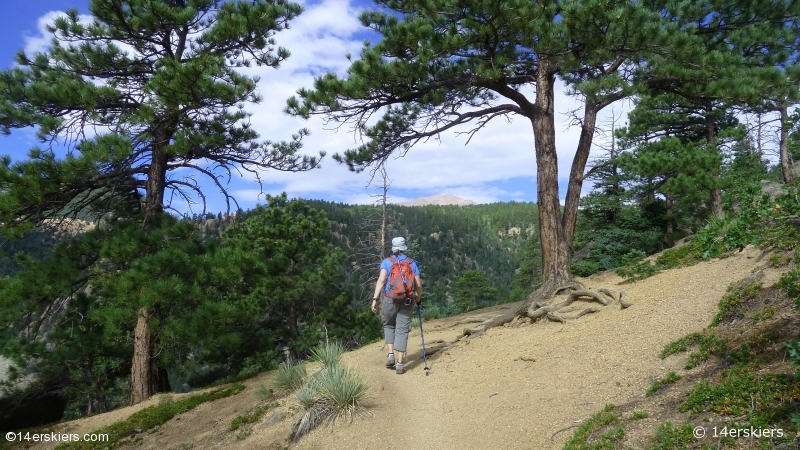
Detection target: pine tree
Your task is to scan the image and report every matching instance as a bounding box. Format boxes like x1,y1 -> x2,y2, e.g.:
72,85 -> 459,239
617,94 -> 744,237
0,0 -> 320,404
454,270 -> 498,313
286,0 -> 800,299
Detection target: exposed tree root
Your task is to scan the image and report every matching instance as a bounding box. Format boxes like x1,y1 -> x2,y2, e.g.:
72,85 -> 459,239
618,291 -> 632,309
442,317 -> 493,329
417,282 -> 633,370
598,288 -> 616,302
459,282 -> 632,338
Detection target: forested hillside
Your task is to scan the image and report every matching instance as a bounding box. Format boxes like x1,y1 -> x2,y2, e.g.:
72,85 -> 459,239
306,200 -> 540,311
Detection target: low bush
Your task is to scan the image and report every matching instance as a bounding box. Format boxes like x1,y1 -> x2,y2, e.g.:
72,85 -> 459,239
646,372 -> 681,397
563,404 -> 623,450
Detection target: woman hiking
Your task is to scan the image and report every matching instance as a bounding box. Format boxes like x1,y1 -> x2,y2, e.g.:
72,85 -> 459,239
371,237 -> 422,374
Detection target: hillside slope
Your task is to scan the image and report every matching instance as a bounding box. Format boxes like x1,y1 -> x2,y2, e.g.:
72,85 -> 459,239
21,245 -> 785,450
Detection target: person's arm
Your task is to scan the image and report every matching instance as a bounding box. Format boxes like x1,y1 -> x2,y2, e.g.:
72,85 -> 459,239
371,269 -> 388,313
414,275 -> 422,304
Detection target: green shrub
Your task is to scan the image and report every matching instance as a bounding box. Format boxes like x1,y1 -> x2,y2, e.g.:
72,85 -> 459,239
646,372 -> 681,397
680,369 -> 798,426
711,283 -> 762,326
660,333 -> 701,358
295,384 -> 317,410
230,401 -> 277,431
660,332 -> 726,368
563,404 -> 621,450
572,259 -> 602,277
290,366 -> 368,442
421,306 -> 441,321
615,259 -> 659,281
776,263 -> 800,309
685,334 -> 728,369
654,241 -> 704,269
645,421 -> 694,450
784,339 -> 800,367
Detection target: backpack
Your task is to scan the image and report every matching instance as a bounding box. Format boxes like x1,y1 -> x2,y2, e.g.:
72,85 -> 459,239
386,256 -> 416,301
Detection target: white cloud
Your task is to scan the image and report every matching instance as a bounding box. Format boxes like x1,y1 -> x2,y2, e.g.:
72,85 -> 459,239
237,0 -> 637,204
24,11 -> 93,56
20,1 -> 636,207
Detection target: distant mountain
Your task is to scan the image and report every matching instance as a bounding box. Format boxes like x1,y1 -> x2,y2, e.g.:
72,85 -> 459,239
397,194 -> 476,206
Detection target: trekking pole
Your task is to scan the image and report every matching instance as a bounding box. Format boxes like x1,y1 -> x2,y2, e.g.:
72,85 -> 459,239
416,303 -> 430,376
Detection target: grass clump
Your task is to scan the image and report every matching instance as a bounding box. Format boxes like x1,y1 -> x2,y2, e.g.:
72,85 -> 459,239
711,282 -> 763,326
630,411 -> 649,420
646,372 -> 681,397
680,368 -> 798,426
660,332 -> 702,358
563,404 -> 624,450
55,383 -> 245,450
271,361 -> 307,394
230,401 -> 278,431
644,421 -> 694,450
660,332 -> 727,369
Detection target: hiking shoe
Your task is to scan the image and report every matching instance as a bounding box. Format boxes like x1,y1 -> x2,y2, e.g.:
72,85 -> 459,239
385,353 -> 395,368
395,362 -> 404,374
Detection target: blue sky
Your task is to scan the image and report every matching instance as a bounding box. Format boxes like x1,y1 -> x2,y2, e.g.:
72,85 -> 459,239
0,0 -> 632,214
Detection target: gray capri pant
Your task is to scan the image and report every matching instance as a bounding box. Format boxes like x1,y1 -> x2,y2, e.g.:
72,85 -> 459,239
381,295 -> 414,352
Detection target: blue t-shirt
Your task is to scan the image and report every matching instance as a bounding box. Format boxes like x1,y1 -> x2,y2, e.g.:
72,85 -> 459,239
381,254 -> 419,294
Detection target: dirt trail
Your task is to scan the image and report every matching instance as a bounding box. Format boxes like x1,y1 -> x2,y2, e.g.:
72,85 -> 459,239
22,245 -> 781,450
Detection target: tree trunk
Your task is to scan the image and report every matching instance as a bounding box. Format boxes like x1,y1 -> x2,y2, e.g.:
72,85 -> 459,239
665,192 -> 675,236
563,100 -> 599,250
156,366 -> 172,393
130,308 -> 153,405
531,59 -> 571,290
130,145 -> 169,405
780,104 -> 794,183
706,108 -> 723,216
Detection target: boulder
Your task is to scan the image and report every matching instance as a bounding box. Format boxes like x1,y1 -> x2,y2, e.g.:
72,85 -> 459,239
761,180 -> 786,201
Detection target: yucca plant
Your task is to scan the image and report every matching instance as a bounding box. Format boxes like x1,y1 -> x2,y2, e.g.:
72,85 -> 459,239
255,383 -> 273,401
313,364 -> 369,418
308,340 -> 345,368
290,343 -> 369,441
295,383 -> 318,410
271,361 -> 307,394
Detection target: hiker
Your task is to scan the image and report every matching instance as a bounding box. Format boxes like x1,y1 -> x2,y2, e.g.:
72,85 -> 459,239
371,237 -> 422,374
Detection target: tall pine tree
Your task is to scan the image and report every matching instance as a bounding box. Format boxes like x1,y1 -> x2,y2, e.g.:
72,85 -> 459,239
287,0 -> 800,304
0,0 -> 320,404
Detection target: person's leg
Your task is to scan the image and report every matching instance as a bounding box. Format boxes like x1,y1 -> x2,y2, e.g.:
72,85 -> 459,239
381,297 -> 398,366
393,304 -> 414,364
